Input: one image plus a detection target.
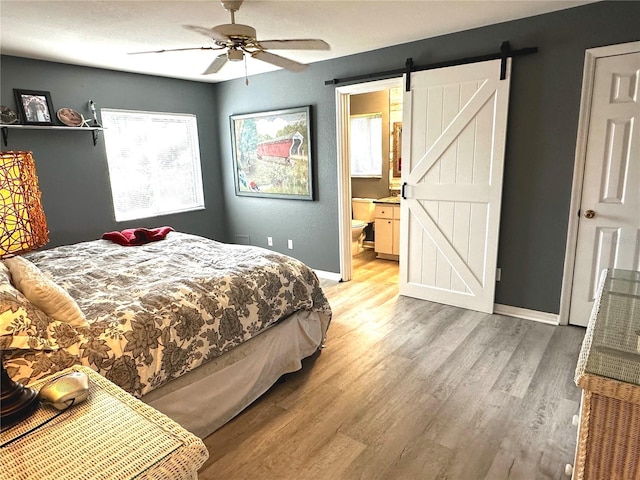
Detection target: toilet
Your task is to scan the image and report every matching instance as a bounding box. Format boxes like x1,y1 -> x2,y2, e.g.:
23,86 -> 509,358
351,198 -> 376,256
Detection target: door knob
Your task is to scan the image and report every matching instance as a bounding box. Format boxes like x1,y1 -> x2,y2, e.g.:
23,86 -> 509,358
584,210 -> 595,219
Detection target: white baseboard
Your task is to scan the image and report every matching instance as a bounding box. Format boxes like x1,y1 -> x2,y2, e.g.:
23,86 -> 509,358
493,304 -> 559,325
314,269 -> 342,282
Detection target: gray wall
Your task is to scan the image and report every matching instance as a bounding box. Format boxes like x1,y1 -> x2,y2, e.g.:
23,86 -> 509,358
0,58 -> 227,247
214,66 -> 340,269
215,1 -> 640,314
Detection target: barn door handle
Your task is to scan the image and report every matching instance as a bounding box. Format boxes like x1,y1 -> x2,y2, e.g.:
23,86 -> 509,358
401,182 -> 408,200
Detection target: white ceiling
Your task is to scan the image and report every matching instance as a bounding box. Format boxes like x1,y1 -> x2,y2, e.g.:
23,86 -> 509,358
0,0 -> 595,83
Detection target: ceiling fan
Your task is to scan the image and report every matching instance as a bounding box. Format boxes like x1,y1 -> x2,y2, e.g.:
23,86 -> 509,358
130,0 -> 330,75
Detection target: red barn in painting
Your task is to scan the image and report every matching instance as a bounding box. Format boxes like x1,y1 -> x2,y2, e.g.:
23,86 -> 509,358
257,132 -> 304,162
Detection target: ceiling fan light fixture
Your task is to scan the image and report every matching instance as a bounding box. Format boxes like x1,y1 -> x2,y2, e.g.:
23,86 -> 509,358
228,48 -> 244,62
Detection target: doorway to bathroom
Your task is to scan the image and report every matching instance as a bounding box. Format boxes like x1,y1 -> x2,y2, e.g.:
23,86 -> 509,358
335,77 -> 403,282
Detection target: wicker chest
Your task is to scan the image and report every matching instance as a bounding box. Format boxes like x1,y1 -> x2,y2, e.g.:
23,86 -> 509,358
573,268 -> 640,480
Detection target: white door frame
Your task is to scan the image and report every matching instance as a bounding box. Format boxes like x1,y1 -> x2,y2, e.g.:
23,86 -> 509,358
559,41 -> 640,326
335,77 -> 402,281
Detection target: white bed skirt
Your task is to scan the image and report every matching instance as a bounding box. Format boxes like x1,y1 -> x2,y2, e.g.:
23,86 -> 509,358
142,310 -> 330,439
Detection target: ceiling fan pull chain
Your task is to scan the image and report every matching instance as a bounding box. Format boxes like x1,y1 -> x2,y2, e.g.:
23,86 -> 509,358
245,54 -> 249,86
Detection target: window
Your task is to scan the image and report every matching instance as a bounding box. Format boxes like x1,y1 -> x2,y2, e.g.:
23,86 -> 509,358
101,109 -> 205,222
350,113 -> 383,177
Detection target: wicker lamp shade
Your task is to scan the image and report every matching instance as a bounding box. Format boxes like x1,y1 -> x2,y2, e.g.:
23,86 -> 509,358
0,151 -> 49,256
0,150 -> 49,431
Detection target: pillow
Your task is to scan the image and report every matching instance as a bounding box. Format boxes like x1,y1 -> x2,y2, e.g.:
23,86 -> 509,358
0,262 -> 58,351
3,256 -> 88,328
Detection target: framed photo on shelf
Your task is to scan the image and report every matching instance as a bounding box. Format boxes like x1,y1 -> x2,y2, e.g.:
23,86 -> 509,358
14,89 -> 55,125
230,106 -> 313,200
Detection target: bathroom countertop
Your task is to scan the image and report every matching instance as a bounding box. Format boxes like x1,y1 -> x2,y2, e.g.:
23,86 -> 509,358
374,196 -> 401,204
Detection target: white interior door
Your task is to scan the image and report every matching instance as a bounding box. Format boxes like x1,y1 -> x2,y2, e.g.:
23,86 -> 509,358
569,49 -> 640,326
399,59 -> 511,313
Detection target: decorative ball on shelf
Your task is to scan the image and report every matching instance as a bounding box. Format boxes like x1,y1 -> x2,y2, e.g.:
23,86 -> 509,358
0,106 -> 19,125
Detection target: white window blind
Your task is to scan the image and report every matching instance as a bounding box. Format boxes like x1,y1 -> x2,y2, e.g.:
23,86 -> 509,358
350,113 -> 383,178
101,109 -> 205,222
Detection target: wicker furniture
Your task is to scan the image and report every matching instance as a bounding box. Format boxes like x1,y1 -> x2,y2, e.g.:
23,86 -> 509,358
0,366 -> 209,480
572,268 -> 640,480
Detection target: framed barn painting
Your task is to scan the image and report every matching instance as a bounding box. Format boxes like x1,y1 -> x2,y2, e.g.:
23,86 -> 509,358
230,106 -> 313,200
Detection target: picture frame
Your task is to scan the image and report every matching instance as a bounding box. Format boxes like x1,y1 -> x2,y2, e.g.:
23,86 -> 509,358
14,89 -> 55,125
230,106 -> 313,200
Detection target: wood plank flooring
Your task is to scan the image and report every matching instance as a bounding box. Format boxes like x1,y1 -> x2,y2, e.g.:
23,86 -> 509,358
199,249 -> 586,480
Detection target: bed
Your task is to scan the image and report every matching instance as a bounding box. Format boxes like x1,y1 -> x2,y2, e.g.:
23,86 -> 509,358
0,231 -> 332,438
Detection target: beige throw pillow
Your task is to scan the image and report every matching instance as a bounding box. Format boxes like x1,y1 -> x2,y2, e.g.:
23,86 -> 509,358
4,256 -> 88,328
0,262 -> 59,350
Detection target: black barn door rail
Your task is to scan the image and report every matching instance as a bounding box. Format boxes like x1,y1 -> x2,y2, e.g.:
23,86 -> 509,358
325,41 -> 538,90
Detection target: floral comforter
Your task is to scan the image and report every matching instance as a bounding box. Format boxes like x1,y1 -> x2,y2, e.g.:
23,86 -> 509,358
4,232 -> 331,397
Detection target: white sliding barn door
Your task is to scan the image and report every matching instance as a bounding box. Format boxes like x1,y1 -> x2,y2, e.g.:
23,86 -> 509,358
399,59 -> 511,313
569,48 -> 640,326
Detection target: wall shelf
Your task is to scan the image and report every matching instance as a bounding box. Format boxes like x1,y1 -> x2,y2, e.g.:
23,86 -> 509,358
1,124 -> 104,147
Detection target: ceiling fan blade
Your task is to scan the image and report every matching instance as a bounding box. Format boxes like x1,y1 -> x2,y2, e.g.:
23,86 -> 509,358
252,50 -> 307,72
203,53 -> 229,75
128,46 -> 219,55
258,39 -> 330,51
183,24 -> 230,43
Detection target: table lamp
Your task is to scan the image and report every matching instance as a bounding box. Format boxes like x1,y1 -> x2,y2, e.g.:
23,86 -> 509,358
0,150 -> 49,430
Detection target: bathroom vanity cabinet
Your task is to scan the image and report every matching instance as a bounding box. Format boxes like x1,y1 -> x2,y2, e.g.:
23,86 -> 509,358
374,203 -> 400,260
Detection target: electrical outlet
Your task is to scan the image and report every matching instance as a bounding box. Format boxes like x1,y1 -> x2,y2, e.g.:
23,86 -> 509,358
287,239 -> 293,249
496,267 -> 501,282
267,236 -> 273,247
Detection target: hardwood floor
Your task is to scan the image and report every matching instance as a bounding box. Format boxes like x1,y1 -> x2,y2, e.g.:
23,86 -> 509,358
199,249 -> 586,479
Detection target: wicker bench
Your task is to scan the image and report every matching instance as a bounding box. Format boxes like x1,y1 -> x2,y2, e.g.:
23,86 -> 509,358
572,268 -> 640,480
